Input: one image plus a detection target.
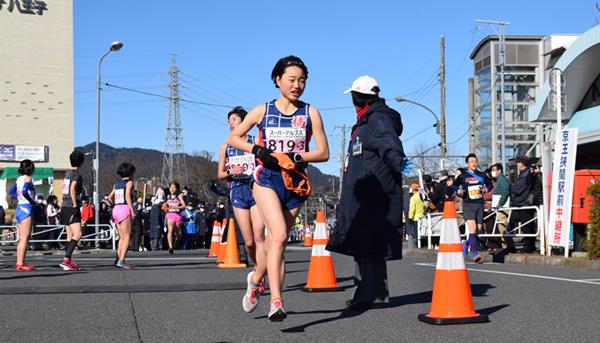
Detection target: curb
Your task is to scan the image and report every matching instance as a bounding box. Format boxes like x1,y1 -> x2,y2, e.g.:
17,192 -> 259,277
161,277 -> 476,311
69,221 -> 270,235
403,248 -> 600,271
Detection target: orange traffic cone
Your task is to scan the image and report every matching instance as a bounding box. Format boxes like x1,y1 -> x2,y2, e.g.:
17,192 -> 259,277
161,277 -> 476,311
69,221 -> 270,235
208,220 -> 221,257
303,224 -> 313,247
217,218 -> 228,264
218,218 -> 247,268
418,201 -> 489,324
303,211 -> 341,292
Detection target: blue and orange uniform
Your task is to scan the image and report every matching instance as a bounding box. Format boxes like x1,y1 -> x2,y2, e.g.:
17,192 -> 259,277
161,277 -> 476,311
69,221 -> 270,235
226,135 -> 257,209
253,100 -> 312,210
9,175 -> 36,224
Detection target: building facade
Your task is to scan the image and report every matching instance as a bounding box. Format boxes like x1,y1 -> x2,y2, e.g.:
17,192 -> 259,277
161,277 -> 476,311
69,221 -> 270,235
0,0 -> 74,171
0,0 -> 73,206
469,35 -> 545,167
530,25 -> 600,169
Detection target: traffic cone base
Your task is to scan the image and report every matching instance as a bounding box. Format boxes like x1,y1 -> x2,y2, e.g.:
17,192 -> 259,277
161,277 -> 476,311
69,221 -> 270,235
418,312 -> 489,325
419,201 -> 489,325
303,211 -> 340,292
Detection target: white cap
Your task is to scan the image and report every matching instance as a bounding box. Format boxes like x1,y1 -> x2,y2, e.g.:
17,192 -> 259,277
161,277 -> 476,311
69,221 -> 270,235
343,75 -> 379,95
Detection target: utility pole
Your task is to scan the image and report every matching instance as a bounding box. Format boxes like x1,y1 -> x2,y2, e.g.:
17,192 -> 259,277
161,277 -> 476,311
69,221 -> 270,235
440,35 -> 447,170
334,124 -> 348,197
476,19 -> 510,172
162,54 -> 189,185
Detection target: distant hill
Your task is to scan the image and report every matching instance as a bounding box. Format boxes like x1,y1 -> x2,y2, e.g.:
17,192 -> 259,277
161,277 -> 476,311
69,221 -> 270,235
76,143 -> 338,202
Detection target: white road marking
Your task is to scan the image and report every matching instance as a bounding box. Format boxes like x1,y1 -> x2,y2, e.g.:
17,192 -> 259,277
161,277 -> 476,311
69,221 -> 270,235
414,263 -> 600,286
57,257 -> 216,261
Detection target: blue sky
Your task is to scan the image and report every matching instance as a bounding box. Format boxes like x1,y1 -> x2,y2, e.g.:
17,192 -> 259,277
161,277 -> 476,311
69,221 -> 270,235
74,0 -> 598,176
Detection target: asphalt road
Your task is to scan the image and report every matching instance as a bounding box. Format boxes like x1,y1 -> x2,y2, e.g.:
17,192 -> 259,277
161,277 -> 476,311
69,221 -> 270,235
0,246 -> 598,343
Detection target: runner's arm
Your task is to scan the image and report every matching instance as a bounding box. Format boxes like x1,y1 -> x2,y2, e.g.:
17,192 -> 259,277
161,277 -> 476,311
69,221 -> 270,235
69,179 -> 78,207
217,144 -> 229,181
179,194 -> 187,209
9,183 -> 17,200
107,188 -> 115,206
22,176 -> 35,204
227,105 -> 263,153
300,106 -> 329,163
125,181 -> 135,219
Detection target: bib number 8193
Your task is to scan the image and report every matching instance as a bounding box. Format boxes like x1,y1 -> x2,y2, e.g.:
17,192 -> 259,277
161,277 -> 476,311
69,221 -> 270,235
267,140 -> 305,153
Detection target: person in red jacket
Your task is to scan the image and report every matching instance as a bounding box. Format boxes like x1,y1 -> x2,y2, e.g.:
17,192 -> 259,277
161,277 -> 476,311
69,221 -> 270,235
80,197 -> 95,248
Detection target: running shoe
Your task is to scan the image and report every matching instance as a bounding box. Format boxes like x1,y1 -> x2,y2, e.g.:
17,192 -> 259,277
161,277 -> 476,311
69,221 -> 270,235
473,255 -> 483,264
15,263 -> 35,272
59,258 -> 81,271
258,279 -> 266,295
168,248 -> 174,254
115,260 -> 132,270
243,271 -> 260,313
461,239 -> 468,259
268,298 -> 287,322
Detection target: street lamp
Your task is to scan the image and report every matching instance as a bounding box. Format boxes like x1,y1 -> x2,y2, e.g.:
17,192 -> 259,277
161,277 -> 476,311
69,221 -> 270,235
95,41 -> 123,248
395,96 -> 446,168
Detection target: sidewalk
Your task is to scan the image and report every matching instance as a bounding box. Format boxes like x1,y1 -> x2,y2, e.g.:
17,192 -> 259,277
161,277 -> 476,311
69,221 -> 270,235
404,248 -> 600,271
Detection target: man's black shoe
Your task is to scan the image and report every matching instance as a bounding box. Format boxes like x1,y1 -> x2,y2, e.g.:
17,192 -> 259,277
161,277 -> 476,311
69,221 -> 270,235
345,300 -> 387,310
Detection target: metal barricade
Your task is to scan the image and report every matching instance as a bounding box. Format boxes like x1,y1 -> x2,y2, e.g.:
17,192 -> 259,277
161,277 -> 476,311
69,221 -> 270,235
0,223 -> 116,250
417,205 -> 545,255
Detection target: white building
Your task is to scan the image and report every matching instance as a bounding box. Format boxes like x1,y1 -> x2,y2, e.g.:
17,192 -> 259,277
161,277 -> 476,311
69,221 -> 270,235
0,0 -> 73,205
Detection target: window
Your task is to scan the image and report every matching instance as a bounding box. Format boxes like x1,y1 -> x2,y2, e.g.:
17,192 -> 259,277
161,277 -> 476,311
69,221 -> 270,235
577,73 -> 600,111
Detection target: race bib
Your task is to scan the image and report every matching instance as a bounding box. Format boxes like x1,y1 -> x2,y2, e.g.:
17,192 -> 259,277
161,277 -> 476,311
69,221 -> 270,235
265,127 -> 306,153
115,189 -> 125,204
227,154 -> 256,176
61,179 -> 71,195
168,200 -> 179,212
467,185 -> 483,200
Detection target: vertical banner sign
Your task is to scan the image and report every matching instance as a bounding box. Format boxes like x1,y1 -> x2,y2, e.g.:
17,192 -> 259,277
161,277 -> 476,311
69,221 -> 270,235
547,128 -> 578,248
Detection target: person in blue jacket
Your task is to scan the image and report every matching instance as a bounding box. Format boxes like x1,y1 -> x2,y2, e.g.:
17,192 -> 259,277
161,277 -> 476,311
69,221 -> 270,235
9,159 -> 37,271
327,76 -> 411,310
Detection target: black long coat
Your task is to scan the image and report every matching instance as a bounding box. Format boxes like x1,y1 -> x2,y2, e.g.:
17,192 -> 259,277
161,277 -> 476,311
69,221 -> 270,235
326,100 -> 406,260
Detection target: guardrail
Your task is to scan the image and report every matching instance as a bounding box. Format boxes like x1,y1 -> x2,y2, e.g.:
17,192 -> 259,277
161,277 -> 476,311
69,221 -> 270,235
0,224 -> 116,250
417,205 -> 545,255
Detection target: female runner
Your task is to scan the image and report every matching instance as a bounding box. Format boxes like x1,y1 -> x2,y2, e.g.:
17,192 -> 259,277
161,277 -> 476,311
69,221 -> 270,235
218,106 -> 266,312
9,159 -> 37,271
165,182 -> 186,254
107,163 -> 136,269
227,56 -> 329,321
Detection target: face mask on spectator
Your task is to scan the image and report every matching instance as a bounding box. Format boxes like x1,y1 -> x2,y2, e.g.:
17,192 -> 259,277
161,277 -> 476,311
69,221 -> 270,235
491,170 -> 498,178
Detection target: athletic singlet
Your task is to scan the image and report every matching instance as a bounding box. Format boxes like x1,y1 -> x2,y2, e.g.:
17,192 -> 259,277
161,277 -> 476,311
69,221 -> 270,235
457,169 -> 490,203
61,169 -> 83,207
113,179 -> 133,205
15,175 -> 35,205
257,100 -> 312,153
226,135 -> 256,186
166,195 -> 182,213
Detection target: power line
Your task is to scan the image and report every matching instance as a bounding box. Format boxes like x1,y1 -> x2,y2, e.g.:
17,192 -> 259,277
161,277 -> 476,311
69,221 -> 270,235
180,103 -> 227,126
74,99 -> 165,108
76,71 -> 164,81
403,124 -> 436,142
104,82 -> 235,108
178,80 -> 242,109
179,71 -> 255,106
